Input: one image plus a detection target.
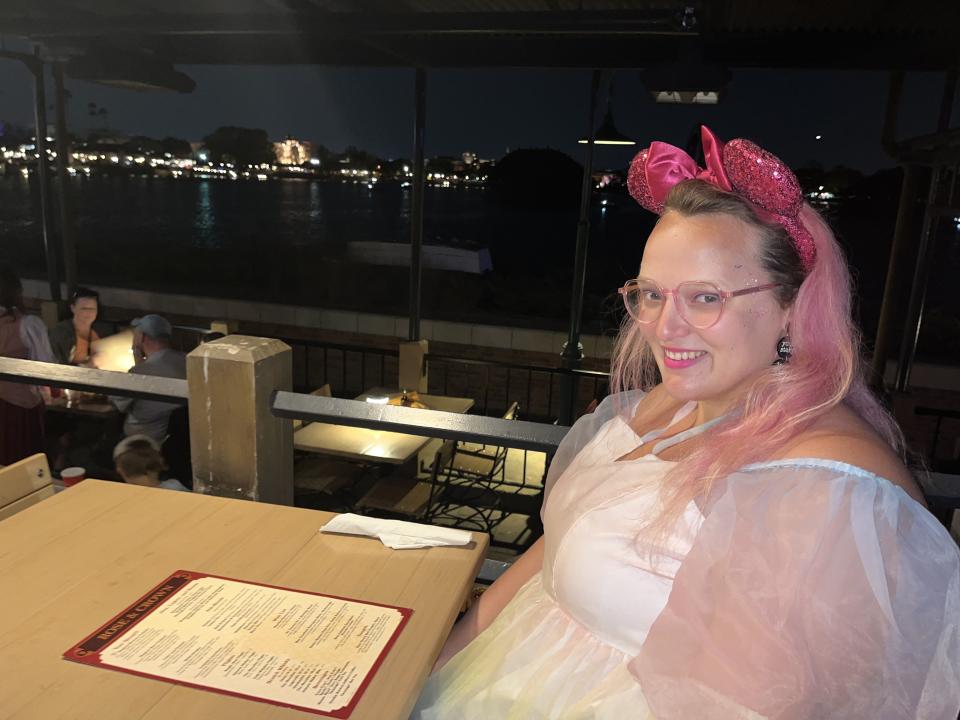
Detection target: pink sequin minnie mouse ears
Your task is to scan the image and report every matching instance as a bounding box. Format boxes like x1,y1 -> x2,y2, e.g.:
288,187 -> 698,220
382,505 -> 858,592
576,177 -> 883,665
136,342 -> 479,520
627,126 -> 816,271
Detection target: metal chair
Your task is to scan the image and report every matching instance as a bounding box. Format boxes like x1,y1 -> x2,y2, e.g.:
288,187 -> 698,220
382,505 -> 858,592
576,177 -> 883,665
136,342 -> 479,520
357,441 -> 457,520
426,440 -> 508,535
449,401 -> 518,485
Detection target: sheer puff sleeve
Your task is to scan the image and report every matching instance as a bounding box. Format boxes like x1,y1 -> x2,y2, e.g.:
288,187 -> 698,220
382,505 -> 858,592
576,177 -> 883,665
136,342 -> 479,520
542,389 -> 646,510
629,460 -> 960,720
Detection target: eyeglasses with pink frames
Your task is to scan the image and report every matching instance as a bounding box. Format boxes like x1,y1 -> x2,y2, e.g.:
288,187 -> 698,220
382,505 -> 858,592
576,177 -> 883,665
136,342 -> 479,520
618,277 -> 781,329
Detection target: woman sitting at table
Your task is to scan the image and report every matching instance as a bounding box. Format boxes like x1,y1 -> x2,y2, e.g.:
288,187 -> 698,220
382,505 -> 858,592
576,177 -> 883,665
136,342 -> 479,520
0,265 -> 57,465
413,128 -> 960,719
49,286 -> 108,366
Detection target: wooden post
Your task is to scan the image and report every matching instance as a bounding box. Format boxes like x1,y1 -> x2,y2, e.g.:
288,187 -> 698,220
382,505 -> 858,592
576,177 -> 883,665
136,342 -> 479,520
187,336 -> 293,505
209,320 -> 238,336
399,339 -> 428,393
39,300 -> 60,330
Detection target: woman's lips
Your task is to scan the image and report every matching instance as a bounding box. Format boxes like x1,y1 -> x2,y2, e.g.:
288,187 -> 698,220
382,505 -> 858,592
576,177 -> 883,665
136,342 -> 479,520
662,348 -> 708,369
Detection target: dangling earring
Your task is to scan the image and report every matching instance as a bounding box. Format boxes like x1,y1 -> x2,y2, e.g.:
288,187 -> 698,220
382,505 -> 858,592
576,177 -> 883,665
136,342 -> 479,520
773,336 -> 792,365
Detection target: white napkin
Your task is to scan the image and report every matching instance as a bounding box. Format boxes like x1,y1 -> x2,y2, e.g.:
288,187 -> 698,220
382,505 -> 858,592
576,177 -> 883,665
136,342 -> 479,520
319,513 -> 473,550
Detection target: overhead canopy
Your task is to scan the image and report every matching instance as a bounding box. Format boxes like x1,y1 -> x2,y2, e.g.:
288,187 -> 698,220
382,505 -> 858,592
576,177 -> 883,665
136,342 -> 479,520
2,0 -> 958,70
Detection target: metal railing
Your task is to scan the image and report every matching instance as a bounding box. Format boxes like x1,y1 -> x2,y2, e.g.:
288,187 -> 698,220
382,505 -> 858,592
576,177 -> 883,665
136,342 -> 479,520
100,319 -> 401,399
0,355 -> 566,457
99,314 -> 608,424
0,356 -> 187,404
273,336 -> 399,397
272,390 -> 566,453
425,353 -> 609,423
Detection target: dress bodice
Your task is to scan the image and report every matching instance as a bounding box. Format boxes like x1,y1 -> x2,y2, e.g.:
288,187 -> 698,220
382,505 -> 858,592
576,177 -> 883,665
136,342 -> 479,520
541,402 -> 721,654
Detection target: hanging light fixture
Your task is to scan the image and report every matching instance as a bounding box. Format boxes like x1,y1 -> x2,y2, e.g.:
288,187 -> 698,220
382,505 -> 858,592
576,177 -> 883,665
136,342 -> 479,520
578,74 -> 635,145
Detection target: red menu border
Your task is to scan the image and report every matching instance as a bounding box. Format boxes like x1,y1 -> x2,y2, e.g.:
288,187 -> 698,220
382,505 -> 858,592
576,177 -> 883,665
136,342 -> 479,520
63,570 -> 414,718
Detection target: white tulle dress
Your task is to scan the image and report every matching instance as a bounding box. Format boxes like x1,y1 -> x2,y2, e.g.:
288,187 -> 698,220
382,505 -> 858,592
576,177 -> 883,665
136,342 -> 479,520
412,391 -> 960,720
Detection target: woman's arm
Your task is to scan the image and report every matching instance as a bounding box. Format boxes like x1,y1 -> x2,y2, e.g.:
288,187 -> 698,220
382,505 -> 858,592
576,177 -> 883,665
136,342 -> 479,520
432,536 -> 545,672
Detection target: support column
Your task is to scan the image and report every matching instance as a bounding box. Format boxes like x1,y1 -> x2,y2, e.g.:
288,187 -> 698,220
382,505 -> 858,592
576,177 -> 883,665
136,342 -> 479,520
187,336 -> 293,505
558,68 -> 602,425
870,165 -> 919,389
29,52 -> 61,303
399,339 -> 429,393
39,300 -> 59,330
209,320 -> 238,336
894,170 -> 940,392
408,67 -> 426,342
53,62 -> 78,298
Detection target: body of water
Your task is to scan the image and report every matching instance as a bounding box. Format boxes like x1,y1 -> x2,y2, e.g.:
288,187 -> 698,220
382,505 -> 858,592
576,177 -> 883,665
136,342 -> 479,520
1,173 -> 956,356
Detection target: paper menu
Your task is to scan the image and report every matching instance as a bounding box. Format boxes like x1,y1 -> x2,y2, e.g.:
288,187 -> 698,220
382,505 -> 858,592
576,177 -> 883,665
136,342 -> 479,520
64,571 -> 412,717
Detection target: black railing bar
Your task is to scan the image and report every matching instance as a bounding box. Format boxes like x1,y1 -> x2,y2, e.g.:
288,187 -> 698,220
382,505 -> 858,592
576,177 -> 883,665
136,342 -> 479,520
425,353 -> 609,379
505,371 -> 512,417
525,370 -> 533,416
547,373 -> 555,417
0,357 -> 188,404
271,391 -> 569,453
274,336 -> 400,357
323,346 -> 328,390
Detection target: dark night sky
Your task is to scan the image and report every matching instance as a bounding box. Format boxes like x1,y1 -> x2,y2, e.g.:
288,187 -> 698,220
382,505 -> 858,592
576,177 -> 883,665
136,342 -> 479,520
0,56 -> 954,173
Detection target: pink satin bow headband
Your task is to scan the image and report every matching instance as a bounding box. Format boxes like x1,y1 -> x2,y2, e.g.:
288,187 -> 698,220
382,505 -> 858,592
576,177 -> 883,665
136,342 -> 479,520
627,126 -> 817,271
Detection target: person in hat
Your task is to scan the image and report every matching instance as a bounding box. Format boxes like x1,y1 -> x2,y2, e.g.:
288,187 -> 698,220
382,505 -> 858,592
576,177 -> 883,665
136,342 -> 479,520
110,314 -> 186,444
113,434 -> 189,492
412,128 -> 959,719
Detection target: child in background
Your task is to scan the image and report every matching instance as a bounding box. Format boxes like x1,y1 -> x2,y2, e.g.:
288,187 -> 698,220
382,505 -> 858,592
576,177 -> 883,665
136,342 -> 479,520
113,435 -> 189,492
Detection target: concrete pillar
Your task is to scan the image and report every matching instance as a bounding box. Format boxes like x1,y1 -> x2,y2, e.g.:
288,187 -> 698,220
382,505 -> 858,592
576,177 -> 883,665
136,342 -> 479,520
187,335 -> 293,505
399,339 -> 428,393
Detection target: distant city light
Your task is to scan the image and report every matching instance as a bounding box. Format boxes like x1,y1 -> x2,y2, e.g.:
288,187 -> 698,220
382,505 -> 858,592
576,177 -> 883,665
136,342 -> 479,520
309,158 -> 320,166
198,152 -> 208,161
815,135 -> 822,140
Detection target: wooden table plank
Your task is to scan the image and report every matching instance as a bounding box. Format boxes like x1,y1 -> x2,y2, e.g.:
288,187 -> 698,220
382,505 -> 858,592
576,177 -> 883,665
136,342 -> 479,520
0,481 -> 486,720
293,392 -> 474,464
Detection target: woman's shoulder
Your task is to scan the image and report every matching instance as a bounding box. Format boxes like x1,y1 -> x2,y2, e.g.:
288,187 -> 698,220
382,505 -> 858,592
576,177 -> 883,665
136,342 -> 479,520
773,404 -> 923,504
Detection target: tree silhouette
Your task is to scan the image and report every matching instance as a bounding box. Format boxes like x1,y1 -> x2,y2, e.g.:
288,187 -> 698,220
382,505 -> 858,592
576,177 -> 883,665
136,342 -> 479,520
488,148 -> 582,210
202,126 -> 274,166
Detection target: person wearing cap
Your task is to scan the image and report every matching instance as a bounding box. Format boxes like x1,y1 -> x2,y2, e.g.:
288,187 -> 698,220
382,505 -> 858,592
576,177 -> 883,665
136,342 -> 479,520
113,434 -> 189,492
109,314 -> 186,444
48,287 -> 111,366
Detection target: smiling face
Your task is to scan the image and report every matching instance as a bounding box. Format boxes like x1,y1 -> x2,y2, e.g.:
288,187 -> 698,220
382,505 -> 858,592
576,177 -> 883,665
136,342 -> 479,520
637,210 -> 792,416
71,297 -> 98,328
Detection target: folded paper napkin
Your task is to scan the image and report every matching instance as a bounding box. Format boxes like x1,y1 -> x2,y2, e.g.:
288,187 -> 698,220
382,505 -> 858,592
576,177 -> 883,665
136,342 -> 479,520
320,513 -> 473,549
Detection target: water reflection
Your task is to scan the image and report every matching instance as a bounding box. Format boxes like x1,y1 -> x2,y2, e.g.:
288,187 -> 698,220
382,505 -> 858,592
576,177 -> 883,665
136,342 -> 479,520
194,180 -> 219,248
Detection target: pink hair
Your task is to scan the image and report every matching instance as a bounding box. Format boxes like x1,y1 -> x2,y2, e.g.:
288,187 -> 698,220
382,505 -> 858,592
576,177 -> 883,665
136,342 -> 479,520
610,183 -> 905,537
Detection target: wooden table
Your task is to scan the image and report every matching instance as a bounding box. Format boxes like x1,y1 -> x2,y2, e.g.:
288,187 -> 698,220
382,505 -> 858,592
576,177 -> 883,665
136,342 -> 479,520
0,481 -> 487,719
293,390 -> 474,465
